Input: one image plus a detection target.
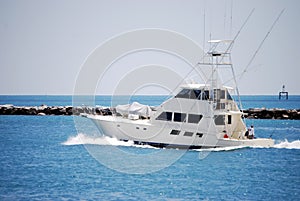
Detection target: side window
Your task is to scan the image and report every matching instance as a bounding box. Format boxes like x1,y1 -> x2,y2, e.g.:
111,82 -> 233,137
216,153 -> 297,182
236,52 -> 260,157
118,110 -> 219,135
214,115 -> 225,125
156,112 -> 172,121
227,91 -> 233,100
191,90 -> 201,99
188,114 -> 203,124
220,90 -> 226,99
202,90 -> 210,100
175,89 -> 190,99
170,130 -> 180,135
228,115 -> 232,124
183,131 -> 193,137
174,113 -> 186,122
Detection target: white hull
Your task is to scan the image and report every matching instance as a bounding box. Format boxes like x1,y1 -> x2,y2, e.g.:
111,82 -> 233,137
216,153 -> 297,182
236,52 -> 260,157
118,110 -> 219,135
89,115 -> 274,149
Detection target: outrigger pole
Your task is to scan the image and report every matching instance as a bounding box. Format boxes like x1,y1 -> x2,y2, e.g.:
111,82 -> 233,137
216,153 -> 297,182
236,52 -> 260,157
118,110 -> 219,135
240,9 -> 285,80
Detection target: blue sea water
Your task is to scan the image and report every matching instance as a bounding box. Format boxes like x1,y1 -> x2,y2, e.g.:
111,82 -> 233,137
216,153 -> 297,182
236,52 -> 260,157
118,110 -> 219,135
0,96 -> 299,200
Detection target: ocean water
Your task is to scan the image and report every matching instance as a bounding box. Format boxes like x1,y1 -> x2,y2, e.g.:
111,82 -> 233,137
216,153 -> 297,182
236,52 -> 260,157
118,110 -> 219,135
0,96 -> 299,200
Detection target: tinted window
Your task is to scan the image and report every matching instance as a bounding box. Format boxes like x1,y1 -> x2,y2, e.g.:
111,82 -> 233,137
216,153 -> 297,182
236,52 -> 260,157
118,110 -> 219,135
184,131 -> 193,137
175,89 -> 190,99
202,90 -> 210,100
227,91 -> 233,100
214,115 -> 225,125
170,130 -> 180,135
156,112 -> 172,121
190,90 -> 201,99
174,112 -> 186,122
228,115 -> 232,124
188,114 -> 203,124
176,89 -> 204,100
220,90 -> 226,99
213,89 -> 226,100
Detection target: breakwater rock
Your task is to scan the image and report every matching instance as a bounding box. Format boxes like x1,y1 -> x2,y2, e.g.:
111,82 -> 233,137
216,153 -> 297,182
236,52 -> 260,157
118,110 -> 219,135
0,105 -> 299,120
243,108 -> 300,120
0,104 -> 112,116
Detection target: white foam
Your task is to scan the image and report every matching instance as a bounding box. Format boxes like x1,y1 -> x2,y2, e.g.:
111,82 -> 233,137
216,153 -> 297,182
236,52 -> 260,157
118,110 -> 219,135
273,139 -> 300,149
62,133 -> 134,146
62,133 -> 158,149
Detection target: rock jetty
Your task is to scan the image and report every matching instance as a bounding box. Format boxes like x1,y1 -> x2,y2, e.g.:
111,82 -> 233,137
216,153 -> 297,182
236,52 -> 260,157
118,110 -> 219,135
0,104 -> 112,116
243,108 -> 300,120
0,105 -> 299,120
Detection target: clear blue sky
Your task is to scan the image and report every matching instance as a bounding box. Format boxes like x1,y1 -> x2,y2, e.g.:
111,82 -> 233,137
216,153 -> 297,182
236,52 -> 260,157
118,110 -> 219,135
0,0 -> 299,95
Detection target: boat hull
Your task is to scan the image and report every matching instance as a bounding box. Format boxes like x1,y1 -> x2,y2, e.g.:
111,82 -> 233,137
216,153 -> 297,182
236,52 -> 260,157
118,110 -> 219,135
89,115 -> 274,149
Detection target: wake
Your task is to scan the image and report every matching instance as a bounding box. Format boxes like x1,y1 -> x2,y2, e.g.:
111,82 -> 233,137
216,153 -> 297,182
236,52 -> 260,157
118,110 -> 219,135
62,133 -> 156,149
273,139 -> 300,149
62,133 -> 300,151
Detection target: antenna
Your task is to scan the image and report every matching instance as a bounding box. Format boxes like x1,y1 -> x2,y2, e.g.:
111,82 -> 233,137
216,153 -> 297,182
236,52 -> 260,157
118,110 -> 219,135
223,0 -> 227,39
230,0 -> 233,38
203,0 -> 206,52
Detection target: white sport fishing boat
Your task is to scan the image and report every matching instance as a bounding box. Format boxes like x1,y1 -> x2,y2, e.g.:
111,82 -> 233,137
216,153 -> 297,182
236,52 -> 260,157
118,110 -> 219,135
87,40 -> 274,149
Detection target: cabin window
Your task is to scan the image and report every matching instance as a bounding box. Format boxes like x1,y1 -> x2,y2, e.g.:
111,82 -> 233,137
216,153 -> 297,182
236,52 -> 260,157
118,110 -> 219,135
184,131 -> 193,137
156,112 -> 172,121
220,90 -> 226,99
170,129 -> 180,135
196,133 -> 203,138
188,114 -> 203,124
176,89 -> 203,100
213,89 -> 226,100
190,90 -> 201,99
201,90 -> 210,100
174,112 -> 186,122
228,115 -> 232,124
214,115 -> 225,125
175,89 -> 190,99
227,92 -> 233,100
